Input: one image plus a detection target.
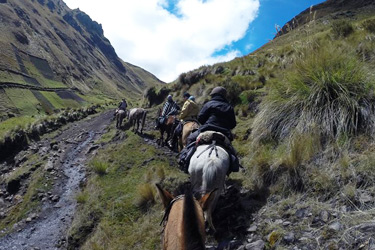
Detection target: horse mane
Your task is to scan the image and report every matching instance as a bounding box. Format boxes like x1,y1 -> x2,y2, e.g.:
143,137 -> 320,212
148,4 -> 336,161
183,188 -> 205,250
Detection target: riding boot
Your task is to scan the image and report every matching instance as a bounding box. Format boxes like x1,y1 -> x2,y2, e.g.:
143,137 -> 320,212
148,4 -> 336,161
226,144 -> 242,174
178,142 -> 196,173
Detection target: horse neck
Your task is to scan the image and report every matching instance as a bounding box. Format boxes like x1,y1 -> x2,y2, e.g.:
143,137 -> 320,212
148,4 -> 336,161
164,195 -> 205,250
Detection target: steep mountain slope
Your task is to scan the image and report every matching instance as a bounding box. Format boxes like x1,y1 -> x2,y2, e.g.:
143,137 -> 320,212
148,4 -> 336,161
0,0 -> 163,120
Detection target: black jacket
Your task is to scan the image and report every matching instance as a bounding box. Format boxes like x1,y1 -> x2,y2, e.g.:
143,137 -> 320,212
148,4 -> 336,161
197,95 -> 236,139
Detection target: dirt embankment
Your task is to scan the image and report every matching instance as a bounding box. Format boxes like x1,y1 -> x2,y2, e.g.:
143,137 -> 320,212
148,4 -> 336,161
0,110 -> 114,250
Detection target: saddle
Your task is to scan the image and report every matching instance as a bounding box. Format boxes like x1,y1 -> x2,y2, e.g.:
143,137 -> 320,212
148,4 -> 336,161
196,131 -> 231,150
178,131 -> 240,174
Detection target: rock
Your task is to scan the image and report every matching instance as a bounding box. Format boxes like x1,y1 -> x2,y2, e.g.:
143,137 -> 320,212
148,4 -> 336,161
247,225 -> 257,232
328,222 -> 342,231
359,193 -> 372,203
51,195 -> 60,202
26,217 -> 32,223
320,210 -> 330,223
283,232 -> 295,244
283,221 -> 292,226
44,161 -> 54,171
295,208 -> 309,218
86,145 -> 99,154
357,222 -> 375,233
245,240 -> 265,250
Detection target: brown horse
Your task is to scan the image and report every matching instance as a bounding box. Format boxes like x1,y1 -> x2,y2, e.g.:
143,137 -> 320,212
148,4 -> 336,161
156,183 -> 217,250
179,121 -> 200,151
128,108 -> 147,134
156,108 -> 176,147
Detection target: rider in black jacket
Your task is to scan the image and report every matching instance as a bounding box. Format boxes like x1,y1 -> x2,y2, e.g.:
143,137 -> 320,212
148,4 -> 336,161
181,86 -> 241,174
187,86 -> 236,144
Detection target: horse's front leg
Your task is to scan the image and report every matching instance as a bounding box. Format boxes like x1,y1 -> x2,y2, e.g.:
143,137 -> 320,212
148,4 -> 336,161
136,120 -> 140,134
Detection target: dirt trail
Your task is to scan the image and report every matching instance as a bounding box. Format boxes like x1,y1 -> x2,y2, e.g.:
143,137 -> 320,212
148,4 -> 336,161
0,110 -> 113,250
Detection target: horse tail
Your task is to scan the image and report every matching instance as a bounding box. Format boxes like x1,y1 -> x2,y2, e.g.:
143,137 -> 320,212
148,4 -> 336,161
202,154 -> 219,193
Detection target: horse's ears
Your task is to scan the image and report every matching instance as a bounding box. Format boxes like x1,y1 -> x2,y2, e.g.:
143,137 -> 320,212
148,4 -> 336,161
155,183 -> 174,209
199,188 -> 218,211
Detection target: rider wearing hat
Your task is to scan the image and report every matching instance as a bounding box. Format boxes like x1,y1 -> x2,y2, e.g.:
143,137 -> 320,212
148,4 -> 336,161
155,94 -> 180,129
169,92 -> 199,148
187,86 -> 236,144
180,86 -> 241,174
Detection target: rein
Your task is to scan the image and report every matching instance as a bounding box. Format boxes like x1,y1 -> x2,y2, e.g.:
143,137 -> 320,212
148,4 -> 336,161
160,194 -> 185,227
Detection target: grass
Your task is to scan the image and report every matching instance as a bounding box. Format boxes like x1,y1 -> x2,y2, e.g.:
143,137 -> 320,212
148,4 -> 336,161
90,160 -> 109,176
40,91 -> 66,109
4,88 -> 43,116
68,130 -> 188,250
0,116 -> 37,139
251,41 -> 375,144
0,160 -> 50,234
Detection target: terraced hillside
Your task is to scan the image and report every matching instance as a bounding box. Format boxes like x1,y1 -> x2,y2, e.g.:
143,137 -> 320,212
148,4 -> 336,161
0,0 -> 164,122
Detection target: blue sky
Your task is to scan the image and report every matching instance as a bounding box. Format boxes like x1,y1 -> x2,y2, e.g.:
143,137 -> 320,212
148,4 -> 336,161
64,0 -> 325,82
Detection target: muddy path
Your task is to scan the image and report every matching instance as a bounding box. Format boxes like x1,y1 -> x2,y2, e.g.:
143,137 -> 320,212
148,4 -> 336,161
0,110 -> 114,250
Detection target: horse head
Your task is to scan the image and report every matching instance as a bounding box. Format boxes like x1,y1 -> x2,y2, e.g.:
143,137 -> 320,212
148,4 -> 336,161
156,183 -> 217,250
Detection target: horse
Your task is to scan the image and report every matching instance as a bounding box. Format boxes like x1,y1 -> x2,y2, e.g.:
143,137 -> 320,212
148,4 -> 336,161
179,121 -> 200,151
156,108 -> 176,147
128,108 -> 147,134
188,143 -> 230,231
116,109 -> 127,128
156,183 -> 217,250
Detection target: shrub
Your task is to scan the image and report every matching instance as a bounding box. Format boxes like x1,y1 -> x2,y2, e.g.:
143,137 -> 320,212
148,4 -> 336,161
362,18 -> 375,33
222,79 -> 242,105
331,20 -> 354,38
252,44 -> 375,144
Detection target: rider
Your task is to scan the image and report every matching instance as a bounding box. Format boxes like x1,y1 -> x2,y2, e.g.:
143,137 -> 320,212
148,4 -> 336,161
115,98 -> 127,116
118,98 -> 127,111
169,93 -> 199,147
155,95 -> 180,129
180,86 -> 241,174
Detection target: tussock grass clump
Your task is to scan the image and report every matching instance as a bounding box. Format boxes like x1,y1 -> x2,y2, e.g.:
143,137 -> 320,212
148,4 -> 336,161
252,44 -> 375,144
331,20 -> 354,38
362,18 -> 375,33
91,160 -> 108,176
136,183 -> 156,210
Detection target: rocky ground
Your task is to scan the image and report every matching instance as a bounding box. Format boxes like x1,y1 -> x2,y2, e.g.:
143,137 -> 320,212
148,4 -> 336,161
0,110 -> 113,250
1,110 -> 374,250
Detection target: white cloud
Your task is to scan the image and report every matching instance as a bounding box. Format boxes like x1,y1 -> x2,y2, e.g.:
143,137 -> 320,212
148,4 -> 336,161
63,0 -> 260,82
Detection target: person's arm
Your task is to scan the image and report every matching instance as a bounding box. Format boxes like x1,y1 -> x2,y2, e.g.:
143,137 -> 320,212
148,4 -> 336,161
228,108 -> 237,129
162,102 -> 169,116
198,104 -> 209,125
179,101 -> 189,120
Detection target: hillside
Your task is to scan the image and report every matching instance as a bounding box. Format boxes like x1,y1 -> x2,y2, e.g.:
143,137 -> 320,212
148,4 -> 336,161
0,0 -> 164,122
1,0 -> 375,249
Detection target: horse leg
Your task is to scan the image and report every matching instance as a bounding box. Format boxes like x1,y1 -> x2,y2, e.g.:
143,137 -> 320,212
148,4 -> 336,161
136,119 -> 140,134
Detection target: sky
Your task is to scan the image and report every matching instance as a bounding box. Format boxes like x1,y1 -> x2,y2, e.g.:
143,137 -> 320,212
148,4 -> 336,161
63,0 -> 325,82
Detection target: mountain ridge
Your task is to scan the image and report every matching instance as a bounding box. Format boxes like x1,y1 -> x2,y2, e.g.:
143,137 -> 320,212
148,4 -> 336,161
0,0 -> 164,121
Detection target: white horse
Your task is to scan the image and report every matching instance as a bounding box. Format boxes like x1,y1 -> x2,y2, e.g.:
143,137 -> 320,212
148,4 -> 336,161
116,109 -> 127,128
188,143 -> 230,231
128,108 -> 147,134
